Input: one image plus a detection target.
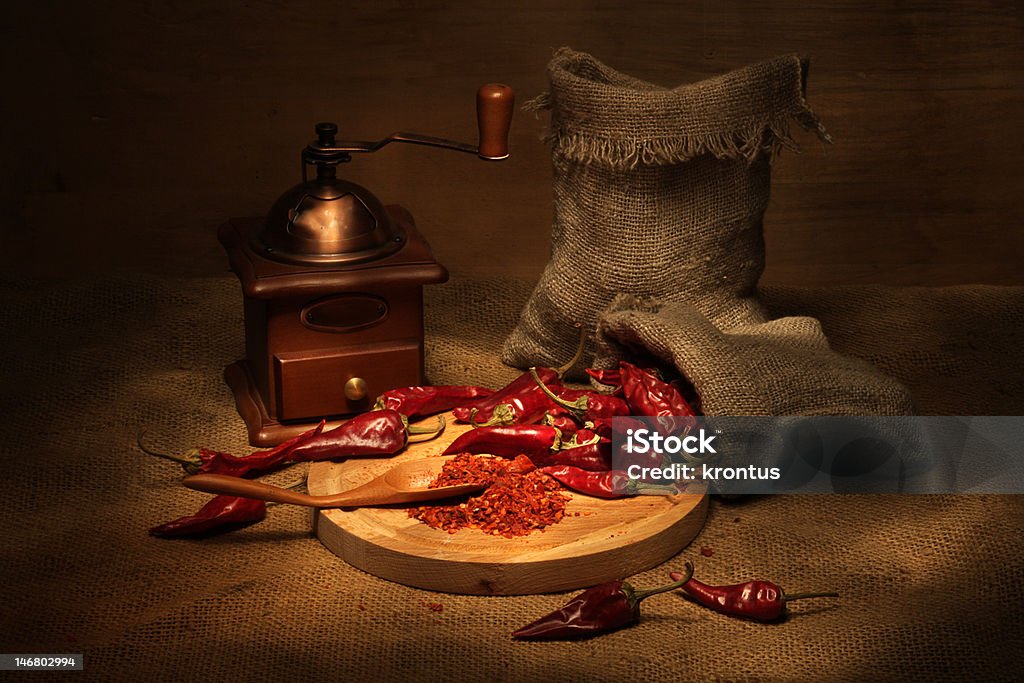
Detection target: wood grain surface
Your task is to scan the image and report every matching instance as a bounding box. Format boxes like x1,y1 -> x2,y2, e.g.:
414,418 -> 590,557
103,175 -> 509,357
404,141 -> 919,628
2,2 -> 1021,287
308,415 -> 708,595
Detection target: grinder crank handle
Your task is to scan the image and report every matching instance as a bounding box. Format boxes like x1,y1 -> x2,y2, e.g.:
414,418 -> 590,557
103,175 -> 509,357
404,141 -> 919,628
476,83 -> 515,160
307,84 -> 514,160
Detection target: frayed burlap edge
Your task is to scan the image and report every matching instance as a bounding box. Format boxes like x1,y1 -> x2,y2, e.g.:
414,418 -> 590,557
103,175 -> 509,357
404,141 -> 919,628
525,49 -> 832,169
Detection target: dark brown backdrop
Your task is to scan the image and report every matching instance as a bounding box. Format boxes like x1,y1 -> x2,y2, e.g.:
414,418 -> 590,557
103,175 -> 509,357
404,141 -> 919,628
2,1 -> 1021,286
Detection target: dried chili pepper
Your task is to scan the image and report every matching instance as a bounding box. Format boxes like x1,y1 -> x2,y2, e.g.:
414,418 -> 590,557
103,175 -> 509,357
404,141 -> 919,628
373,385 -> 494,418
451,368 -> 562,425
668,571 -> 839,622
619,361 -> 696,417
469,387 -> 561,427
540,465 -> 678,499
513,563 -> 694,640
288,410 -> 445,462
535,442 -> 611,472
558,428 -> 598,448
585,368 -> 622,387
149,495 -> 266,538
547,428 -> 610,470
543,412 -> 583,439
138,422 -> 326,476
442,424 -> 561,460
529,368 -> 631,421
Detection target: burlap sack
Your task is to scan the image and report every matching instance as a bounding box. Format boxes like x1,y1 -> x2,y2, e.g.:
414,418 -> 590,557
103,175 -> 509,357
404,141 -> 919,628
595,295 -> 915,416
501,48 -> 831,378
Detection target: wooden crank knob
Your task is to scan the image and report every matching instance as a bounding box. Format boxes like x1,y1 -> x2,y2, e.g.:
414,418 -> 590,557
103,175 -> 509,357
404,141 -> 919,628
476,83 -> 514,160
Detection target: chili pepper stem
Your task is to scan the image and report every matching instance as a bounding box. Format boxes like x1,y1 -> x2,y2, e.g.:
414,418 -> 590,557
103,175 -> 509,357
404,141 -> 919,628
632,562 -> 695,603
469,404 -> 515,428
136,431 -> 200,471
529,367 -> 586,416
562,433 -> 601,449
782,591 -> 840,602
553,324 -> 586,378
406,415 -> 446,442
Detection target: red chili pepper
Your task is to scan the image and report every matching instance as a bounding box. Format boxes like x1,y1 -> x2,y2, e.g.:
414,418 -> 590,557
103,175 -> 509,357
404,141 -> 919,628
469,386 -> 562,427
452,368 -> 562,425
540,465 -> 678,499
513,563 -> 694,640
667,571 -> 839,622
543,412 -> 583,439
578,416 -> 667,475
373,385 -> 494,418
442,425 -> 561,460
529,368 -> 631,421
149,495 -> 266,538
585,368 -> 622,387
536,442 -> 611,471
619,361 -> 696,417
138,422 -> 326,476
288,410 -> 445,462
561,428 -> 600,447
586,417 -> 615,440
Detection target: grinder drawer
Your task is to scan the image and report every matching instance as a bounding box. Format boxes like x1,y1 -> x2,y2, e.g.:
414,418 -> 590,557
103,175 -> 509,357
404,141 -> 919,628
273,341 -> 422,420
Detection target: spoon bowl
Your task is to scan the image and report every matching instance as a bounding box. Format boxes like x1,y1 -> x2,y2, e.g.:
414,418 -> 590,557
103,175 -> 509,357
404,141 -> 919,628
183,455 -> 483,508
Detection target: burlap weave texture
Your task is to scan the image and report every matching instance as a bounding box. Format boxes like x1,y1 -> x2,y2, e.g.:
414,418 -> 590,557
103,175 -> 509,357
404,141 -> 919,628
0,276 -> 1021,681
594,294 -> 914,416
501,49 -> 831,378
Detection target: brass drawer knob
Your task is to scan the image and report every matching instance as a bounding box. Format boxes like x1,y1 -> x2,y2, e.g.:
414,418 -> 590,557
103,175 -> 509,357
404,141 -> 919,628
344,377 -> 368,401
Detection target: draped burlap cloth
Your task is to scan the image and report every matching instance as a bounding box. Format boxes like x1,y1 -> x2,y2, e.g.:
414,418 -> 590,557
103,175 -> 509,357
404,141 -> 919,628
595,295 -> 914,416
502,49 -> 832,380
0,276 -> 1021,681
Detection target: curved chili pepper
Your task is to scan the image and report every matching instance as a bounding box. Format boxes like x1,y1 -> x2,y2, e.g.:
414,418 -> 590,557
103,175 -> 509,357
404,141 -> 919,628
149,495 -> 266,538
138,421 -> 326,476
585,368 -> 622,387
540,465 -> 678,499
373,385 -> 494,418
442,425 -> 561,459
529,368 -> 631,421
452,368 -> 562,424
513,563 -> 694,640
619,361 -> 696,417
288,410 -> 445,462
668,571 -> 839,622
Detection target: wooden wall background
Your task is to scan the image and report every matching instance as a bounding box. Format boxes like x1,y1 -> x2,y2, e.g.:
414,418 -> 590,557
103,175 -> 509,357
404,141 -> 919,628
2,1 -> 1021,286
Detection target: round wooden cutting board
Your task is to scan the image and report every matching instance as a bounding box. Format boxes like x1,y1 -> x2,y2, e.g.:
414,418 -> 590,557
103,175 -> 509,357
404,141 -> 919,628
308,414 -> 707,595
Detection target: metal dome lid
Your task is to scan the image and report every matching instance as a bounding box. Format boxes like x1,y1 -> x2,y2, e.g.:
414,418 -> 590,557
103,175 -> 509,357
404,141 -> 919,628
252,123 -> 405,266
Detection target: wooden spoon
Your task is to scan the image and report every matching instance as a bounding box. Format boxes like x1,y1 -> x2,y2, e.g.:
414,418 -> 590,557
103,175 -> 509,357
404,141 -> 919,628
182,455 -> 483,508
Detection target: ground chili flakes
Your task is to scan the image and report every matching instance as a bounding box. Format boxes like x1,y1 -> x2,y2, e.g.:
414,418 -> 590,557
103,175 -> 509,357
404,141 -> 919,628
408,454 -> 569,538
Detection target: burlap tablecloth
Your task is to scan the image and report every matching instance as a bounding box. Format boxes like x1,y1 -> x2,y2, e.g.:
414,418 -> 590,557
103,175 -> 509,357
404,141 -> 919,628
0,276 -> 1021,681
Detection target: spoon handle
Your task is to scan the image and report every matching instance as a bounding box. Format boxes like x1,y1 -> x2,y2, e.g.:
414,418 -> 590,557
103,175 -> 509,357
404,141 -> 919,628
184,473 -> 322,507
